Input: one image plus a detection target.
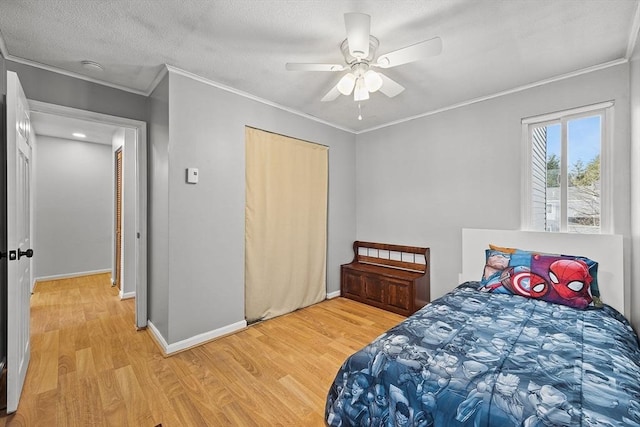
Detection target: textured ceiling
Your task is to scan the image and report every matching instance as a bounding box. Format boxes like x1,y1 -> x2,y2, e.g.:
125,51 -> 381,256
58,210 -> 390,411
1,0 -> 638,133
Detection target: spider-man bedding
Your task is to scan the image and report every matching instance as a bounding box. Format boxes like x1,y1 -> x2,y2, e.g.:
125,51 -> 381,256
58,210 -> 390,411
325,282 -> 640,426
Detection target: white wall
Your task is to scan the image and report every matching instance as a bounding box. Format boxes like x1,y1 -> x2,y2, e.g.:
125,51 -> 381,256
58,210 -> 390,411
33,135 -> 113,279
356,64 -> 632,318
148,69 -> 356,346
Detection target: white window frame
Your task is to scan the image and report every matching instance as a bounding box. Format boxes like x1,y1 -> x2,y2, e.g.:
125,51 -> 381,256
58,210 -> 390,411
521,101 -> 614,234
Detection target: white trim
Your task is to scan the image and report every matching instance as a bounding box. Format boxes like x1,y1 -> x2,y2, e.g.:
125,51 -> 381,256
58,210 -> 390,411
326,290 -> 341,299
559,119 -> 568,232
521,101 -> 615,124
120,291 -> 135,300
147,319 -> 247,356
600,106 -> 614,234
7,55 -> 148,96
135,124 -> 148,329
146,65 -> 169,95
626,2 -> 640,59
34,269 -> 111,283
520,123 -> 533,230
28,100 -> 143,127
0,28 -> 9,58
358,59 -> 626,134
146,321 -> 170,353
165,65 -> 354,133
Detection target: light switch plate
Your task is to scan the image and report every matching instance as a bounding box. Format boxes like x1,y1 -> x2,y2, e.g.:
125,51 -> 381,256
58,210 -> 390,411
186,168 -> 199,184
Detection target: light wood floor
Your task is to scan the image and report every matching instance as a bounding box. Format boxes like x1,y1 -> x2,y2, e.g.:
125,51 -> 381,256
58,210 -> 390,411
0,273 -> 404,426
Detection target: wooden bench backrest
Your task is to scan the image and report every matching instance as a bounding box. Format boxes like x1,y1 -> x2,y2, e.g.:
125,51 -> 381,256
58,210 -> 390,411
352,241 -> 429,273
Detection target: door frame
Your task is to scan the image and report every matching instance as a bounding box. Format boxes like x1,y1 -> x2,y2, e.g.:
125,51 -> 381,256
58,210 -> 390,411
28,100 -> 148,328
114,147 -> 123,291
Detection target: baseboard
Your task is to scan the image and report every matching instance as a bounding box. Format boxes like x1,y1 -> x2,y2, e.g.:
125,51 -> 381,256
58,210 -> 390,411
147,319 -> 247,356
326,290 -> 341,299
35,269 -> 111,282
120,291 -> 135,300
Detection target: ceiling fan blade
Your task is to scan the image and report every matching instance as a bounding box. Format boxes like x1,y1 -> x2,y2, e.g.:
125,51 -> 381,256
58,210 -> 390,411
344,13 -> 370,59
378,73 -> 405,98
375,37 -> 442,69
286,63 -> 345,72
321,85 -> 341,102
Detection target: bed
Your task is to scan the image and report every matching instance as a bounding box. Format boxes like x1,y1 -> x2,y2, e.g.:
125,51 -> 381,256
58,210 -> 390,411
325,229 -> 639,427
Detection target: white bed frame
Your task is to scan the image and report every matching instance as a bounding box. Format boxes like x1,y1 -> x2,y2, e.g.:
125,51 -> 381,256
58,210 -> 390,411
460,228 -> 625,315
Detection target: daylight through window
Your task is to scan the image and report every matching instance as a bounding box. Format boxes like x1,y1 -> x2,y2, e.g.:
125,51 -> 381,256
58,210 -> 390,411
522,102 -> 613,234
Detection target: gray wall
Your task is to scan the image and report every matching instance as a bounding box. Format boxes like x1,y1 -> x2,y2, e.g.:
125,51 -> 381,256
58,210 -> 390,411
356,64 -> 632,315
148,74 -> 170,338
7,62 -> 147,122
33,136 -> 113,278
148,69 -> 356,345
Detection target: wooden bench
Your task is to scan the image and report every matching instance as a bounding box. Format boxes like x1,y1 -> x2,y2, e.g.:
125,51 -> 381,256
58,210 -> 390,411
340,241 -> 430,316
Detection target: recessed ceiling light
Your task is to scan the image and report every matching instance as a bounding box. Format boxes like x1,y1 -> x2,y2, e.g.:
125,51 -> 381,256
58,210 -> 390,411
72,132 -> 86,138
81,60 -> 104,72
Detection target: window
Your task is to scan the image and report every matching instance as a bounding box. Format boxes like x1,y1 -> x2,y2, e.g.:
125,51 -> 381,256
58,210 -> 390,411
522,102 -> 613,234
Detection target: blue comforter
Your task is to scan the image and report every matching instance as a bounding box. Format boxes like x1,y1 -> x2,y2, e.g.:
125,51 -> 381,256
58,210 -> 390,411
325,282 -> 640,427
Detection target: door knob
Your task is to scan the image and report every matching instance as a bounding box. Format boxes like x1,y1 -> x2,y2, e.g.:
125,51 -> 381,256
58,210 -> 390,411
18,248 -> 33,260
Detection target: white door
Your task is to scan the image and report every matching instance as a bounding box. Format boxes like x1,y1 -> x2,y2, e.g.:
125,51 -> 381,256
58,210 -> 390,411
6,71 -> 33,414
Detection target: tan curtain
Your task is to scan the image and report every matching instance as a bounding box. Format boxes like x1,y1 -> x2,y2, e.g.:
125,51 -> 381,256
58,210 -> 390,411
245,127 -> 328,323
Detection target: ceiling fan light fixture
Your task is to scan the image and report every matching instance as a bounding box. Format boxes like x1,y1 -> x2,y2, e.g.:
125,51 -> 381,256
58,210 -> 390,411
344,13 -> 371,59
353,77 -> 369,101
337,73 -> 357,95
364,70 -> 383,92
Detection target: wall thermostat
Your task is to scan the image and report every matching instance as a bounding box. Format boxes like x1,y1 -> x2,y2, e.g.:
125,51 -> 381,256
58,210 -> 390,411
186,168 -> 199,184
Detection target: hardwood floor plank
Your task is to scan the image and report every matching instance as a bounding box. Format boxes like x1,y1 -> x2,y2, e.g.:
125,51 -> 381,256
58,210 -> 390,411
113,365 -> 152,425
0,274 -> 404,425
168,393 -> 210,426
57,371 -> 83,427
78,376 -> 106,427
36,330 -> 60,393
57,326 -> 78,375
75,347 -> 97,379
100,400 -> 129,427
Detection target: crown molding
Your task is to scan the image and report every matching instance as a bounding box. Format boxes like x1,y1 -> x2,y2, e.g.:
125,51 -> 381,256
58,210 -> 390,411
165,64 -> 354,133
5,54 -> 148,96
0,28 -> 8,58
145,65 -> 169,95
356,58 -> 628,134
626,2 -> 640,59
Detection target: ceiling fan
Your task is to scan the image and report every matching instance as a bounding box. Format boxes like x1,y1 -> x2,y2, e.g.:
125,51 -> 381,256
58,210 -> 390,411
286,13 -> 442,102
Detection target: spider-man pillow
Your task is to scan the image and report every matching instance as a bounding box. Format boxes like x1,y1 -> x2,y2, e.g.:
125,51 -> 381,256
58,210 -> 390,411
479,245 -> 600,310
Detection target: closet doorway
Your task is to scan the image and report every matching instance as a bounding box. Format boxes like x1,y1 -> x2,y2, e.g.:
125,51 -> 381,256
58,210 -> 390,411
245,127 -> 328,323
